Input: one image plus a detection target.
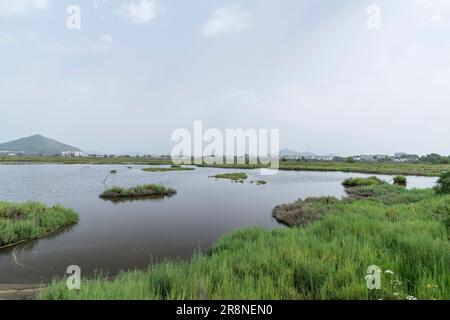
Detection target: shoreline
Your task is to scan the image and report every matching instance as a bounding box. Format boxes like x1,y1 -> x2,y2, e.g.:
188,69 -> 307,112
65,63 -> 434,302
0,160 -> 448,177
0,284 -> 46,300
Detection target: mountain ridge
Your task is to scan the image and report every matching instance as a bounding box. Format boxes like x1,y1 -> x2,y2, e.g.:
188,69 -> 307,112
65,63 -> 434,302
0,134 -> 81,155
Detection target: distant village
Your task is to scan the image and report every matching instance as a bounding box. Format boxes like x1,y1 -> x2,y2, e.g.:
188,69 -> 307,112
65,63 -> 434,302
0,149 -> 436,163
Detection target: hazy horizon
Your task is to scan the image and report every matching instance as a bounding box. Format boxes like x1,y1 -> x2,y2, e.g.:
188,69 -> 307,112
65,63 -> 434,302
1,0 -> 449,155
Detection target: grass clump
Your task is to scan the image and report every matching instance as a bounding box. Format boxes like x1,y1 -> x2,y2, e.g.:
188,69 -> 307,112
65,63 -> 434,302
393,176 -> 407,186
0,202 -> 78,247
142,166 -> 195,172
272,197 -> 340,227
210,173 -> 248,181
434,172 -> 450,195
39,185 -> 450,300
99,184 -> 176,200
342,176 -> 386,188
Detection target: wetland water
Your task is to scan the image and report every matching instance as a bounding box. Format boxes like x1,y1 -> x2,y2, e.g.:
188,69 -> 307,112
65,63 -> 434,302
0,164 -> 436,284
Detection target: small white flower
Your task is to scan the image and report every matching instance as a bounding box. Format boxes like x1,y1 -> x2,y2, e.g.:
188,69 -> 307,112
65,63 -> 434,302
385,270 -> 394,274
406,295 -> 418,300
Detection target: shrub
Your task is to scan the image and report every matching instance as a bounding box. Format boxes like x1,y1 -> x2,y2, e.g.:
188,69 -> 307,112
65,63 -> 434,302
434,172 -> 450,195
342,176 -> 386,188
100,184 -> 176,199
393,176 -> 407,186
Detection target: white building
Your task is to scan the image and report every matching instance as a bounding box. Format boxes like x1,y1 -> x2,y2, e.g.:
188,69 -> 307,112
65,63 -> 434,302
61,151 -> 84,157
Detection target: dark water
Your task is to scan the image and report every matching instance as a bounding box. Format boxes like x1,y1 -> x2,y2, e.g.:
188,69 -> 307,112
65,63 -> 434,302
0,164 -> 436,284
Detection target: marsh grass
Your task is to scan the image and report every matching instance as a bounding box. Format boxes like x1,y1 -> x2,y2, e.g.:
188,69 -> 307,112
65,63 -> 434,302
39,181 -> 449,300
342,176 -> 386,187
197,161 -> 450,177
99,184 -> 176,200
0,202 -> 78,247
210,173 -> 248,181
393,176 -> 407,186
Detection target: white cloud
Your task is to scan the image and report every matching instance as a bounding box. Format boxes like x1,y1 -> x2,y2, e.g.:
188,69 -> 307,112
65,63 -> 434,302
53,35 -> 113,54
92,34 -> 113,51
0,31 -> 16,45
0,0 -> 48,16
118,0 -> 161,24
203,6 -> 251,37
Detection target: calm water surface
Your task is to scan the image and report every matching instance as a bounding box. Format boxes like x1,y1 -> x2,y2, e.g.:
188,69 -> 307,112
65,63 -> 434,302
0,164 -> 436,284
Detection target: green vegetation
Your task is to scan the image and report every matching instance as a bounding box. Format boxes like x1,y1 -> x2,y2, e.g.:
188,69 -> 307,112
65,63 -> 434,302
434,172 -> 450,195
393,176 -> 407,186
0,202 -> 78,248
0,156 -> 172,165
110,170 -> 117,174
256,180 -> 267,185
39,178 -> 449,300
99,184 -> 176,200
273,197 -> 339,227
210,173 -> 248,181
142,166 -> 195,172
1,156 -> 449,177
342,176 -> 386,187
197,161 -> 450,177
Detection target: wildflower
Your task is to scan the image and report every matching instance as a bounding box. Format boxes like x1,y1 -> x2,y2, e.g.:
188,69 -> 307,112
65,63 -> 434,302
385,270 -> 394,275
406,295 -> 417,300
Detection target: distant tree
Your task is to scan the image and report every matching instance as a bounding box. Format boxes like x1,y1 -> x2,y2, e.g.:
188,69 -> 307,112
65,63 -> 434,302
434,172 -> 450,195
393,176 -> 407,186
346,157 -> 355,163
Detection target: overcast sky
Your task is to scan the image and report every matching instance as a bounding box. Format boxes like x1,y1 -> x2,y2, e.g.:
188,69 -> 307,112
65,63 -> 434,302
0,0 -> 449,155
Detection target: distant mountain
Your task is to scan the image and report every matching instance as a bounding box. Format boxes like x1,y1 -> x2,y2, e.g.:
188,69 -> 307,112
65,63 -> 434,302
0,134 -> 81,155
278,148 -> 302,157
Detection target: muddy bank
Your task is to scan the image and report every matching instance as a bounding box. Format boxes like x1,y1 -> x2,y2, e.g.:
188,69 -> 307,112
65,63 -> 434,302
0,284 -> 45,300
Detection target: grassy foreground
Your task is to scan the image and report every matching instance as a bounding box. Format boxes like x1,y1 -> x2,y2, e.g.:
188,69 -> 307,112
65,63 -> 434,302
0,202 -> 78,247
39,182 -> 449,300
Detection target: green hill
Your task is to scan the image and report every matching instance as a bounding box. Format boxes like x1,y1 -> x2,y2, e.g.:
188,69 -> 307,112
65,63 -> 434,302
0,134 -> 81,155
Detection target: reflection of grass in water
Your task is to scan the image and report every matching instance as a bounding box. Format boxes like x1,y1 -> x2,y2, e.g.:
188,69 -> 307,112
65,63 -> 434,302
99,184 -> 176,200
142,166 -> 195,172
0,202 -> 78,248
39,181 -> 450,300
101,195 -> 174,204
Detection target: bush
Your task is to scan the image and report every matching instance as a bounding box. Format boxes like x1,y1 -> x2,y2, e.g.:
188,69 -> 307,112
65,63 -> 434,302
434,172 -> 450,195
342,176 -> 386,188
100,184 -> 176,199
393,176 -> 407,186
